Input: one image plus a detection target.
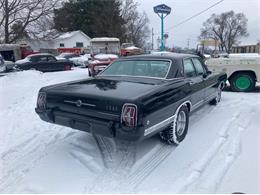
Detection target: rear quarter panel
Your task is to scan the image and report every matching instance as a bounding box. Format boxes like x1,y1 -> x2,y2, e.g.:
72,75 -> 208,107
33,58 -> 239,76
137,79 -> 191,137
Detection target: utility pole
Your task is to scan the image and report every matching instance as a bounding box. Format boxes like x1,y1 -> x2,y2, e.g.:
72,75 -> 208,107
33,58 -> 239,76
187,38 -> 190,49
152,28 -> 154,50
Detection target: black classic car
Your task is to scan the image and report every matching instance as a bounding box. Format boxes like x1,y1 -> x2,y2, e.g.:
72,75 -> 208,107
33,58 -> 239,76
15,53 -> 73,72
35,53 -> 227,145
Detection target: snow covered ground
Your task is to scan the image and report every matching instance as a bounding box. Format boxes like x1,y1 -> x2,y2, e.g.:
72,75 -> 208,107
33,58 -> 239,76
0,68 -> 259,193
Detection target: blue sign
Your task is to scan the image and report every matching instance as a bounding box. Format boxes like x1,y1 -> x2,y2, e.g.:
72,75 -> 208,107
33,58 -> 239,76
153,4 -> 171,15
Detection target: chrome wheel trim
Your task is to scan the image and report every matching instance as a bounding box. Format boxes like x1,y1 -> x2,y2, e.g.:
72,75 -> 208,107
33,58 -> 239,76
176,111 -> 186,136
217,85 -> 222,102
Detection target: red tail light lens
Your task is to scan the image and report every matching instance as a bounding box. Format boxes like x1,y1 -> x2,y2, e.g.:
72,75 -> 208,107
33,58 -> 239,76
37,92 -> 46,110
121,103 -> 138,127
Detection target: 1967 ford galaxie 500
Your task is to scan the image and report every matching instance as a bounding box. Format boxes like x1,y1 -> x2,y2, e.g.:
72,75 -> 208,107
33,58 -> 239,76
35,53 -> 227,145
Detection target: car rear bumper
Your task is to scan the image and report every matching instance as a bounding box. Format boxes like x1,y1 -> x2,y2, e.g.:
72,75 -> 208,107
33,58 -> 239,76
35,108 -> 145,141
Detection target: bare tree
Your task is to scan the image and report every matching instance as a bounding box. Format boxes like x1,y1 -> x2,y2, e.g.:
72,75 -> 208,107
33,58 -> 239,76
121,0 -> 150,47
0,0 -> 60,43
199,11 -> 248,53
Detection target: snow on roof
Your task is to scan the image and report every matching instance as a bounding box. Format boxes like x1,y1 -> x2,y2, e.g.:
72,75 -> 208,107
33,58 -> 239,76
125,46 -> 140,50
0,44 -> 20,50
233,41 -> 260,47
55,30 -> 91,40
91,37 -> 120,42
94,53 -> 119,60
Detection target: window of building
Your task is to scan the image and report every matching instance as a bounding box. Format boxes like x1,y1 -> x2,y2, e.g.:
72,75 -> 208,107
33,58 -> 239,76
76,42 -> 84,48
60,43 -> 65,47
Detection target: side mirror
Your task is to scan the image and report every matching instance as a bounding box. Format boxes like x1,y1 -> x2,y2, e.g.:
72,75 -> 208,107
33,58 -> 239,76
207,70 -> 212,74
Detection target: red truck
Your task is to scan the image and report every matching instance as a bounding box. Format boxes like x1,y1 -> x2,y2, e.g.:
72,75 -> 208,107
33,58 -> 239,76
88,54 -> 119,77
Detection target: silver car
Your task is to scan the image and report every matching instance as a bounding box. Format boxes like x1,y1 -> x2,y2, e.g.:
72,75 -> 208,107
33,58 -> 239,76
0,54 -> 15,72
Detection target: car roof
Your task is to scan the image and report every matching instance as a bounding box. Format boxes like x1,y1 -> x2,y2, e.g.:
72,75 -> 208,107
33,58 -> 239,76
27,53 -> 54,58
120,53 -> 199,61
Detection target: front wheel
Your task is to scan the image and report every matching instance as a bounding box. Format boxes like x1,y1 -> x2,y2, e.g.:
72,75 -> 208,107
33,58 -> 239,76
160,105 -> 189,145
210,83 -> 222,105
229,73 -> 255,92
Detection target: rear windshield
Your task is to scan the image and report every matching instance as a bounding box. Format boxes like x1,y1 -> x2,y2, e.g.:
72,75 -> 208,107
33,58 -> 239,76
99,60 -> 171,79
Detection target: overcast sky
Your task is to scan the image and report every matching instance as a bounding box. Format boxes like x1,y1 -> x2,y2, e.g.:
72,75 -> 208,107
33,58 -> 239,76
136,0 -> 260,49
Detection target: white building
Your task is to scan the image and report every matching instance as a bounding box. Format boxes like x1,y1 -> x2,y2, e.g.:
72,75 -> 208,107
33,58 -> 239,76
20,30 -> 91,51
54,30 -> 91,49
90,37 -> 120,54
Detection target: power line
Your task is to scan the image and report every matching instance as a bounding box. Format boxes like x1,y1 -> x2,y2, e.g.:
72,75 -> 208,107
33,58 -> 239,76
167,0 -> 224,31
153,0 -> 225,35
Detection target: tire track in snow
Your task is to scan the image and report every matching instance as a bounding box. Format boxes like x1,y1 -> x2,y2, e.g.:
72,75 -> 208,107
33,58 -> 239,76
69,150 -> 102,173
188,107 -> 258,193
85,136 -> 137,193
85,102 -> 232,193
0,126 -> 74,193
125,103 -> 233,190
126,143 -> 174,189
170,106 -> 255,193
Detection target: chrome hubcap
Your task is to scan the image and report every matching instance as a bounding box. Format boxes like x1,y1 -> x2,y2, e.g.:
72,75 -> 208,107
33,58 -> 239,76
176,111 -> 186,136
217,86 -> 222,102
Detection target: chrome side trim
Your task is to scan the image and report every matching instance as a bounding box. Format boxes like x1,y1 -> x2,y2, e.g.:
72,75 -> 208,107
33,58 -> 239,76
191,100 -> 204,111
144,114 -> 176,136
64,100 -> 96,107
144,100 -> 192,136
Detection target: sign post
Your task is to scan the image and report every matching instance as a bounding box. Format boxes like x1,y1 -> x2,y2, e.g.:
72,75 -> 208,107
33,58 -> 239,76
154,4 -> 171,51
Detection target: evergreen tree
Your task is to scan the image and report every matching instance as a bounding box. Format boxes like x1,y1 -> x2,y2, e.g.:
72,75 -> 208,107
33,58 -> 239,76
54,0 -> 126,41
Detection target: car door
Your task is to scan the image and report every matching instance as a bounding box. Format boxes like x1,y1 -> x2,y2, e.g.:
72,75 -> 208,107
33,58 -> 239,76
27,56 -> 47,71
47,56 -> 60,71
183,58 -> 204,109
192,58 -> 217,101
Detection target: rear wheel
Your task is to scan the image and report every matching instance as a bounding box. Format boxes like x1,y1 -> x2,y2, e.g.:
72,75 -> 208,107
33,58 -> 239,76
229,72 -> 255,92
160,105 -> 189,145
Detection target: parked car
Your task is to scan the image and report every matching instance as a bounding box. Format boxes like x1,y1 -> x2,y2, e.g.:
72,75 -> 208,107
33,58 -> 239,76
0,54 -> 15,72
56,52 -> 80,60
206,57 -> 260,92
88,54 -> 118,76
35,53 -> 227,145
121,43 -> 142,56
15,53 -> 73,72
70,54 -> 92,67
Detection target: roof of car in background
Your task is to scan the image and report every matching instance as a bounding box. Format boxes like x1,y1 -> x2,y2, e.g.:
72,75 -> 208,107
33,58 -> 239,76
27,53 -> 55,58
120,53 -> 200,61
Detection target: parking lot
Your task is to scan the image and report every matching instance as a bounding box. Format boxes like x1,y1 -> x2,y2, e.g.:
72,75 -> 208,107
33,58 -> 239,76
0,69 -> 259,193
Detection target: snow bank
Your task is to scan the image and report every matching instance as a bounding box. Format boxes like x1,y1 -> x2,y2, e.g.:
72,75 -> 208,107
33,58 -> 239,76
229,53 -> 260,58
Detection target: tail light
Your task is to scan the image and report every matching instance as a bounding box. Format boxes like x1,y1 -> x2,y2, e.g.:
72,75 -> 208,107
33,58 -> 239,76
121,103 -> 138,127
64,65 -> 71,71
37,92 -> 46,110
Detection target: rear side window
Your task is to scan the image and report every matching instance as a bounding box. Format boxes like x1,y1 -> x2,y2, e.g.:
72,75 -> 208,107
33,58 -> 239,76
47,56 -> 56,62
192,58 -> 206,75
183,59 -> 196,78
38,56 -> 48,62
